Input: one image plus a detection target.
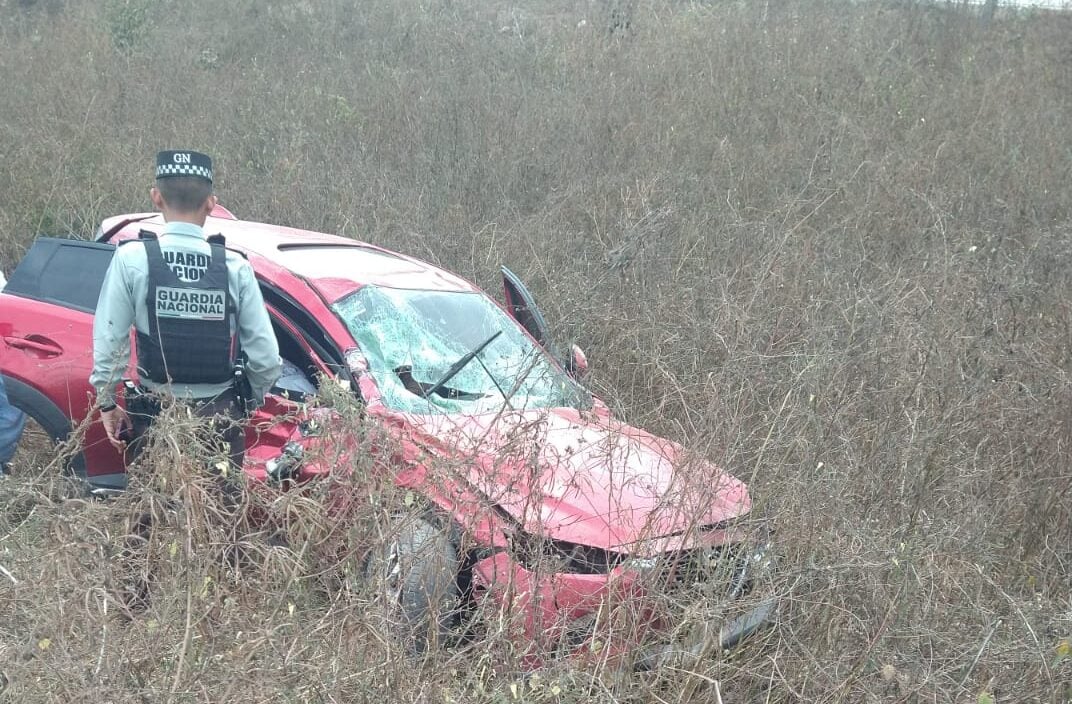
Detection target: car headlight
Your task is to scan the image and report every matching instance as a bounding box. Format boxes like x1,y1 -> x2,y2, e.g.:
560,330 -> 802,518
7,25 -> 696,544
731,541 -> 775,595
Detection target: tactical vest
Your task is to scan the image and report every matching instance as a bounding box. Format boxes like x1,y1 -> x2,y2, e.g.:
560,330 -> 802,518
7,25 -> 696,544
134,231 -> 236,385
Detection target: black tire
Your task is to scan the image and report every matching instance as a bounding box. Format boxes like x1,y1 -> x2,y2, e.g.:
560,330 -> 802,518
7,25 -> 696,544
1,374 -> 87,479
364,517 -> 461,655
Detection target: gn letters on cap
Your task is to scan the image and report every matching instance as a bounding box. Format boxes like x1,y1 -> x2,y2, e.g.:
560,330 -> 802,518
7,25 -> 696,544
155,150 -> 213,182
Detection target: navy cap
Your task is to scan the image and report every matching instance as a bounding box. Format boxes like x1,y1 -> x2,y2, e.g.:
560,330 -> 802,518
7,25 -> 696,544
155,150 -> 213,182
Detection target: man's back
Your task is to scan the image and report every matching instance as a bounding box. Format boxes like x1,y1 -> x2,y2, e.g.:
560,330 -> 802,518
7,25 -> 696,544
92,224 -> 281,405
91,151 -> 280,430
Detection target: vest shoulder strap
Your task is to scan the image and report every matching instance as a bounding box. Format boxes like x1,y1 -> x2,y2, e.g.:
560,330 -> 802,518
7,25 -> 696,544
117,230 -> 157,247
207,233 -> 248,260
206,242 -> 230,272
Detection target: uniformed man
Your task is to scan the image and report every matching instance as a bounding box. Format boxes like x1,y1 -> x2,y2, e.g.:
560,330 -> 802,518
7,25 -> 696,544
90,150 -> 281,470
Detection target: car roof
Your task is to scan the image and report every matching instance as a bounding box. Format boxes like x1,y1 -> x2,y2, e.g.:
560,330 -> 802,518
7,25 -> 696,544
100,209 -> 479,303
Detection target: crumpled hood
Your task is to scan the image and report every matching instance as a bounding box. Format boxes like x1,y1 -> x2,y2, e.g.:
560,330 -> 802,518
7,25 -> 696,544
398,407 -> 751,551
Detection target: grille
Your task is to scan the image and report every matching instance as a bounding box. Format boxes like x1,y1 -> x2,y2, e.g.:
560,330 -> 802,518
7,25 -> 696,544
513,534 -> 625,575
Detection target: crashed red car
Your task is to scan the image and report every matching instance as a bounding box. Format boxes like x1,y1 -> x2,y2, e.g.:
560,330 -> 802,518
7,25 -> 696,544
0,205 -> 775,666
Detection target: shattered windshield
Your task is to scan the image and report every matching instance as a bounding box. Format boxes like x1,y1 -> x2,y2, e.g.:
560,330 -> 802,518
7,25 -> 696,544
334,286 -> 589,414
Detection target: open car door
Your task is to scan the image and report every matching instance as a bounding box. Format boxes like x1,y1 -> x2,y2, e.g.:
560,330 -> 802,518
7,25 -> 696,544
501,266 -> 561,360
501,265 -> 592,379
243,304 -> 336,480
1,237 -> 123,488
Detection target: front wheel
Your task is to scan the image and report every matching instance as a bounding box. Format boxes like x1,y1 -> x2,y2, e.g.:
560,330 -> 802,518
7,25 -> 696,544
364,517 -> 461,655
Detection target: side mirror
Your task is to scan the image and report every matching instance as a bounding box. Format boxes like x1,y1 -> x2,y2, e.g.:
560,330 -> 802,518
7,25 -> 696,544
566,344 -> 588,377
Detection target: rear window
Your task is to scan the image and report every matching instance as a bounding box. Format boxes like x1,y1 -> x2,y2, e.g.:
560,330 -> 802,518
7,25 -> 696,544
4,238 -> 115,313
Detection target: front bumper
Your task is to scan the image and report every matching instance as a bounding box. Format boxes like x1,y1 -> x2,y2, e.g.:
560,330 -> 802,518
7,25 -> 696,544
469,543 -> 778,668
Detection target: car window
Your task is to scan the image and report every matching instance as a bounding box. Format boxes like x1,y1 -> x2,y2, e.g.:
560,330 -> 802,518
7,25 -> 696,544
268,313 -> 323,400
258,280 -> 362,399
334,286 -> 590,415
4,238 -> 115,314
259,282 -> 346,368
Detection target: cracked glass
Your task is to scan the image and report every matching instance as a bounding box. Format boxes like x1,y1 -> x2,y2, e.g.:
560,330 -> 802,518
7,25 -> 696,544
334,286 -> 588,414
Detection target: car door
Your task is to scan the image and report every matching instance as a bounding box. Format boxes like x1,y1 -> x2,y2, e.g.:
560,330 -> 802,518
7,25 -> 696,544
242,271 -> 366,485
501,266 -> 596,392
1,237 -> 124,487
501,266 -> 556,350
243,305 -> 334,471
501,265 -> 582,369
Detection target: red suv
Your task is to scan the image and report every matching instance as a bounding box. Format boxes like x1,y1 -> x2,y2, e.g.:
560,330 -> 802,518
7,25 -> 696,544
0,206 -> 775,666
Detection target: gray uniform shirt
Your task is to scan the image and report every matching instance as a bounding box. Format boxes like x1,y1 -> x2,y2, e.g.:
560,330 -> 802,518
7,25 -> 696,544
90,221 -> 281,406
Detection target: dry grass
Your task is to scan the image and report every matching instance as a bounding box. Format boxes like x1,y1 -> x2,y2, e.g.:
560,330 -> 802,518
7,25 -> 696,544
1,0 -> 1071,701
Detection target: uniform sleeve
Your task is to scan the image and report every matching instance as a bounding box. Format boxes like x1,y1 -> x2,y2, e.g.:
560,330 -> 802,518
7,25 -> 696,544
235,263 -> 281,406
89,251 -> 136,405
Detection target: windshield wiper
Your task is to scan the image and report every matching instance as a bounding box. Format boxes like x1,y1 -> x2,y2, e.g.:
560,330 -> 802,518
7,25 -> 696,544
422,330 -> 503,400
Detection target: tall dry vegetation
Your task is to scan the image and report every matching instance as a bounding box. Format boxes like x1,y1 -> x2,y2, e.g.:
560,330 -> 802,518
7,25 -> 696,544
1,0 -> 1071,701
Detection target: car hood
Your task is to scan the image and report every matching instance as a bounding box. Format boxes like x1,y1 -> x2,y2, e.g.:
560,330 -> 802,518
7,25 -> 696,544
396,407 -> 751,552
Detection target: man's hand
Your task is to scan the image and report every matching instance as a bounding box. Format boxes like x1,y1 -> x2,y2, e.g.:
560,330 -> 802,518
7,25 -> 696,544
101,406 -> 132,450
